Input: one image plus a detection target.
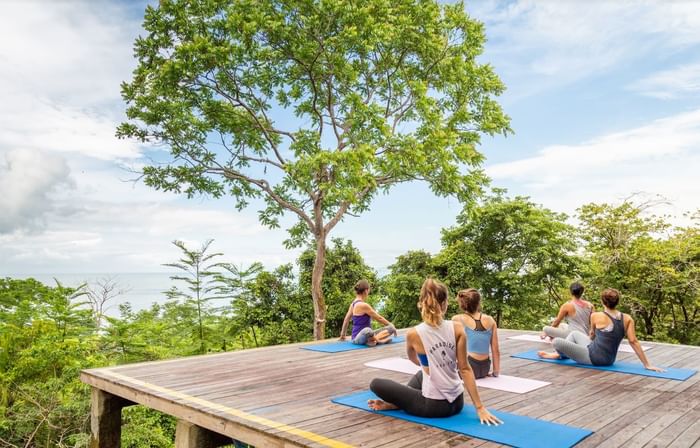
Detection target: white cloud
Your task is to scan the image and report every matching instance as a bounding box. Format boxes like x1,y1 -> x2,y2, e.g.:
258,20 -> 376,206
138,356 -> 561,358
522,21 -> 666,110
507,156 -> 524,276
0,91 -> 142,161
0,1 -> 143,162
487,109 -> 700,217
0,1 -> 137,108
629,62 -> 700,99
0,198 -> 296,274
0,149 -> 73,233
470,0 -> 700,95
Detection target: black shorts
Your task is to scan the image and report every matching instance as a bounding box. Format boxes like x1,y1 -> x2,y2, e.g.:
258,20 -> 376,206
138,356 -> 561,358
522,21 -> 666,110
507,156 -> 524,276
468,355 -> 491,379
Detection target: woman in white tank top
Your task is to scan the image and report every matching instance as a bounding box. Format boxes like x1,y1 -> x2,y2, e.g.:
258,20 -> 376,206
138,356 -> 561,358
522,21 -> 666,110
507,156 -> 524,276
368,278 -> 502,425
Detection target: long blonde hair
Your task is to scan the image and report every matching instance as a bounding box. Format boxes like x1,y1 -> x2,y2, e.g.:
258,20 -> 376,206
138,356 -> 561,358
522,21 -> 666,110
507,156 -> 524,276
418,278 -> 449,327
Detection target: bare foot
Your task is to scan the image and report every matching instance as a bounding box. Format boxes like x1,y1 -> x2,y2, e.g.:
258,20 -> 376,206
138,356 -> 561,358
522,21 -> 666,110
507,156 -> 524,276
368,399 -> 399,411
538,350 -> 561,359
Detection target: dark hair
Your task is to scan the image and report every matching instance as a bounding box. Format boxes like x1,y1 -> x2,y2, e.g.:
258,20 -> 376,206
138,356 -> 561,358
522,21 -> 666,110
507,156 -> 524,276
354,279 -> 370,295
601,288 -> 620,309
418,278 -> 449,327
570,282 -> 585,299
457,288 -> 481,314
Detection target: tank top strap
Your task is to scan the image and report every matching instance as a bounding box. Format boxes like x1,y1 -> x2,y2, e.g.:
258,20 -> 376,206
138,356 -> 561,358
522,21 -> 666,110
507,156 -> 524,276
473,313 -> 486,331
603,310 -> 621,321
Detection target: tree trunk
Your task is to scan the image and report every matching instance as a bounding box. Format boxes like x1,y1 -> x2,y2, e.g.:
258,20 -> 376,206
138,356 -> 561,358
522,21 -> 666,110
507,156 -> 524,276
311,234 -> 328,340
643,313 -> 654,336
251,326 -> 259,347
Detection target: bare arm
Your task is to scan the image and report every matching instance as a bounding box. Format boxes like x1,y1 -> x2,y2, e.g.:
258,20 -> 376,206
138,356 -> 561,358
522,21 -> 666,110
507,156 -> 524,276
589,313 -> 597,339
551,303 -> 571,327
625,315 -> 663,372
455,322 -> 502,425
339,305 -> 353,340
490,320 -> 500,376
406,329 -> 419,366
363,303 -> 391,326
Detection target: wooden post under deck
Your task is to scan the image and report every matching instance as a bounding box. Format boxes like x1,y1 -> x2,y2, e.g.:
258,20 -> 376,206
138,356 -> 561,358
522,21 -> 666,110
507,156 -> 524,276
174,420 -> 232,448
89,388 -> 134,448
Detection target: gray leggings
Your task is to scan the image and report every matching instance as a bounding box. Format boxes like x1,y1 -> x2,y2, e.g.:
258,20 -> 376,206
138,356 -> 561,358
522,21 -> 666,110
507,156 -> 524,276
543,324 -> 571,339
553,331 -> 592,364
352,325 -> 397,345
369,371 -> 464,418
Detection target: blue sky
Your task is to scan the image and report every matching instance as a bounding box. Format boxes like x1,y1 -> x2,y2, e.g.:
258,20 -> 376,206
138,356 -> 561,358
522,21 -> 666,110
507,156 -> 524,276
2,0 -> 700,275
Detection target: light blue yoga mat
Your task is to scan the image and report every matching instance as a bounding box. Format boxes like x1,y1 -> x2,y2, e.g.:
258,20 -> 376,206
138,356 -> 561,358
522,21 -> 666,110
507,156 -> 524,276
512,350 -> 697,381
301,336 -> 406,353
332,390 -> 592,448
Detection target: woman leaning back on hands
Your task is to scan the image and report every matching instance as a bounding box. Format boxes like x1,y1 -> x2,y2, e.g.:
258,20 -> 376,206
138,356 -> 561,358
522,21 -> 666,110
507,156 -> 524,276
367,278 -> 502,425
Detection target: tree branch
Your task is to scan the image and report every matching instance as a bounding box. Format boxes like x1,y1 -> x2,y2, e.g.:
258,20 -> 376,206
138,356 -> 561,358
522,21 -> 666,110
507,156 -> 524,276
323,185 -> 374,233
199,73 -> 290,165
215,166 -> 316,233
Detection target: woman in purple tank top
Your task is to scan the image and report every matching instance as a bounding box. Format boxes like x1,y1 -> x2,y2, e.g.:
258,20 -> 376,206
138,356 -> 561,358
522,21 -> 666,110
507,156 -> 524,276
339,280 -> 397,346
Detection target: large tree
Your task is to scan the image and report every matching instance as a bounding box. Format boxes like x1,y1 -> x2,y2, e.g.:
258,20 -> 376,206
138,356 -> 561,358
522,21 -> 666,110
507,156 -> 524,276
578,200 -> 700,342
437,191 -> 580,327
119,0 -> 510,339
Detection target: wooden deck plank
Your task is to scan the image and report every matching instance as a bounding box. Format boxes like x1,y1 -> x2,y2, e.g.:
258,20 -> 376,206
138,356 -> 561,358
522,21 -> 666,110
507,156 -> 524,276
81,329 -> 699,448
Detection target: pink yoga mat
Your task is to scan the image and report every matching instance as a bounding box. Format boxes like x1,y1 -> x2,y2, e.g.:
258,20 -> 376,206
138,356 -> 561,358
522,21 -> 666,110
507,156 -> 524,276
364,357 -> 550,394
507,334 -> 650,353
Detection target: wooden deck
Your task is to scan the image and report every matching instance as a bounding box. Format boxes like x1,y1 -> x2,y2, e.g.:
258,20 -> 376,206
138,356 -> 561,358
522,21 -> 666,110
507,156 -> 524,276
80,329 -> 700,448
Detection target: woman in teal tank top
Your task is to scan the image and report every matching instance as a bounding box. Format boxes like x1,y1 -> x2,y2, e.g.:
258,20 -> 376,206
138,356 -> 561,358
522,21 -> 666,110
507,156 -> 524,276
451,289 -> 500,379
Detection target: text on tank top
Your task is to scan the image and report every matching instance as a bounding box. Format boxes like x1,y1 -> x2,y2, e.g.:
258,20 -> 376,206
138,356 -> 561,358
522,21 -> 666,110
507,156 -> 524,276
415,321 -> 464,403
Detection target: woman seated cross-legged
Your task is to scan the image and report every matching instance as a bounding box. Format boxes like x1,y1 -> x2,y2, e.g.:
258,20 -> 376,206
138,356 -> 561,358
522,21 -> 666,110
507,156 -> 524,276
367,278 -> 502,425
339,279 -> 397,346
452,288 -> 500,379
538,288 -> 663,372
541,282 -> 593,341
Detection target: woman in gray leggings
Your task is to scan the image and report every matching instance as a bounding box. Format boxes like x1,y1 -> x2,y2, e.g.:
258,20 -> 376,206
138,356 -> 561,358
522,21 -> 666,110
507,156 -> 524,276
541,282 -> 593,340
538,288 -> 662,371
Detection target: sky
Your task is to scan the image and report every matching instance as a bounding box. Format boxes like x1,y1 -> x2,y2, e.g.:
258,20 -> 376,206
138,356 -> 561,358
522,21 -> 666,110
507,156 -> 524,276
2,0 -> 700,276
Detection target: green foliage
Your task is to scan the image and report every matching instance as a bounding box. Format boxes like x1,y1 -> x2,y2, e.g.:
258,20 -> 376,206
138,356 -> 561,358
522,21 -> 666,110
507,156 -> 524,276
164,239 -> 225,354
380,250 -> 437,328
436,191 -> 581,327
578,201 -> 700,344
220,263 -> 311,347
121,406 -> 177,448
0,279 -> 105,448
298,239 -> 378,335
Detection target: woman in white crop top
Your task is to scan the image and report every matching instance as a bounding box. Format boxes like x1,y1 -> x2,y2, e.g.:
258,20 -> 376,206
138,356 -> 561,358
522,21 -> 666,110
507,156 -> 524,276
368,278 -> 502,425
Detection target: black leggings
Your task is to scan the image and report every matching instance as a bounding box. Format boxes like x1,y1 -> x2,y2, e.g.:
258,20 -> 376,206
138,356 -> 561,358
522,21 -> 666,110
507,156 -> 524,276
369,371 -> 464,418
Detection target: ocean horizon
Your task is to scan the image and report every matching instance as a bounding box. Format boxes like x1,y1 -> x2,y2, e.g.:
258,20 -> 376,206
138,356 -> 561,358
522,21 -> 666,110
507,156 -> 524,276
9,272 -> 201,317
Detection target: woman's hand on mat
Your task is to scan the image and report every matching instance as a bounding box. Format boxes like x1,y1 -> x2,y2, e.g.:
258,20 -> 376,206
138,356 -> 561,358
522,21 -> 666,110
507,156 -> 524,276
645,364 -> 664,372
490,371 -> 499,378
476,406 -> 502,426
339,336 -> 346,341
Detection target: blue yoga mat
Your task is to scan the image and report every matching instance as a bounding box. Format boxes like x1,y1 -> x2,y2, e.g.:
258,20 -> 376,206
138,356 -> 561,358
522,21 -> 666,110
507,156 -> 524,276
301,336 -> 406,353
512,350 -> 697,381
332,390 -> 592,448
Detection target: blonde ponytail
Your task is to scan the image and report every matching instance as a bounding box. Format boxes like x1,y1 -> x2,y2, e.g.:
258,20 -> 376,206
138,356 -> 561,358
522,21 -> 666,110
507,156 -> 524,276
418,278 -> 449,327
